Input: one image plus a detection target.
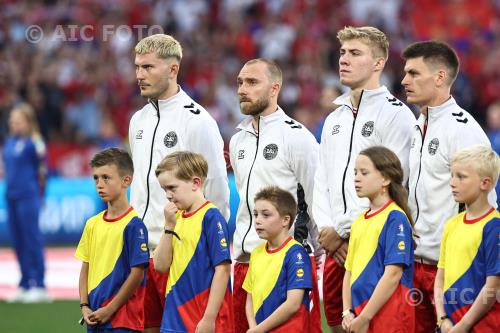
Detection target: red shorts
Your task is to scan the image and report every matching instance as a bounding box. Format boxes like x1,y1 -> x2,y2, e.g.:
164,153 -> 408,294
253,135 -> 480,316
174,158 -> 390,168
323,256 -> 344,327
144,258 -> 169,328
309,257 -> 322,333
413,262 -> 437,333
233,262 -> 250,333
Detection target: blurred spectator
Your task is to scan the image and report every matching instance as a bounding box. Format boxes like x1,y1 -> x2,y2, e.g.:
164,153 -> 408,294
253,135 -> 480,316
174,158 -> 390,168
313,84 -> 343,142
486,100 -> 500,207
0,0 -> 498,176
3,102 -> 50,303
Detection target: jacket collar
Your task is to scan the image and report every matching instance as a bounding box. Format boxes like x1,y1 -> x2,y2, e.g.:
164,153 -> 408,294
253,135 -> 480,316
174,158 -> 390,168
334,85 -> 389,109
149,85 -> 186,112
426,96 -> 457,120
236,107 -> 286,134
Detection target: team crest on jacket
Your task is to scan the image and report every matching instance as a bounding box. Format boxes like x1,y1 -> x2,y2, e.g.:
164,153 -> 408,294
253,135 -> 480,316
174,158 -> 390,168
164,131 -> 178,148
428,138 -> 439,155
361,121 -> 374,137
263,144 -> 278,160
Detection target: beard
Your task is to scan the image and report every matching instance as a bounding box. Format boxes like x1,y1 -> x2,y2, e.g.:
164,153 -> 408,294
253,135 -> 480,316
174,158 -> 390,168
240,95 -> 270,116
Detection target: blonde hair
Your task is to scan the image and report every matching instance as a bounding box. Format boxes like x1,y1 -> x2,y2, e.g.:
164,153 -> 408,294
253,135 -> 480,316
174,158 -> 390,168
452,145 -> 500,186
135,34 -> 183,62
11,102 -> 42,139
337,26 -> 389,60
155,151 -> 208,182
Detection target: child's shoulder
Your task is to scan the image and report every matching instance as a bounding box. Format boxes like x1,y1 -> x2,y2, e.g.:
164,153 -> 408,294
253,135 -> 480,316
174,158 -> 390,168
201,204 -> 228,225
286,242 -> 309,257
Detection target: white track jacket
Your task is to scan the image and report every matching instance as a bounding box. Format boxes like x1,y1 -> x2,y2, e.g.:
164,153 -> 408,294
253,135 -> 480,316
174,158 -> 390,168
230,108 -> 320,261
409,97 -> 495,261
129,87 -> 230,248
313,86 -> 416,238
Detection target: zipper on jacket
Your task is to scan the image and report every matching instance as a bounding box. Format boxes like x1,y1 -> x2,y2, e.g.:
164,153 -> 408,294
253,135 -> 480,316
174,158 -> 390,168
141,100 -> 161,222
413,114 -> 427,224
341,90 -> 364,214
241,118 -> 260,254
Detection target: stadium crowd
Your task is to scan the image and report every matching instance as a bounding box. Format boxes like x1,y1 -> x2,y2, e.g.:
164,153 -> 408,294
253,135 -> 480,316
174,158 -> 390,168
0,0 -> 499,175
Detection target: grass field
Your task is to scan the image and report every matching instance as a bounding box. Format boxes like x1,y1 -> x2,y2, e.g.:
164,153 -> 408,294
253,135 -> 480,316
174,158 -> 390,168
0,300 -> 331,332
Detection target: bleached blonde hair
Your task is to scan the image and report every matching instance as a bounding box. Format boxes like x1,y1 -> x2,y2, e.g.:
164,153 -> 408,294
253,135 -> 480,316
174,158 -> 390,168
135,34 -> 182,62
452,144 -> 500,186
337,26 -> 389,60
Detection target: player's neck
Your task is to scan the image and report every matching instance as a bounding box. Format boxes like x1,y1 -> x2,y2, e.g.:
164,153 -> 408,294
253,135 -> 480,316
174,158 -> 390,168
464,195 -> 492,220
419,91 -> 452,116
267,231 -> 290,250
106,194 -> 131,219
157,83 -> 180,100
350,82 -> 380,108
251,103 -> 278,131
368,192 -> 391,213
184,193 -> 207,215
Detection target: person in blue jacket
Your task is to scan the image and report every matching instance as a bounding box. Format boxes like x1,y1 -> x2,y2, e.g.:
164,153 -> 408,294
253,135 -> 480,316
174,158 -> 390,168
3,102 -> 50,303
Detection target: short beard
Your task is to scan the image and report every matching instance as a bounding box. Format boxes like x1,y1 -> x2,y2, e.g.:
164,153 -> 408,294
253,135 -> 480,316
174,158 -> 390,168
240,96 -> 269,116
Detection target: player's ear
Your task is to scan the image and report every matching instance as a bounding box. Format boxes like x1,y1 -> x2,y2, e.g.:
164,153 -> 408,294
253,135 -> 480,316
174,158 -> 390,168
480,176 -> 493,191
123,175 -> 132,186
382,178 -> 391,187
169,62 -> 180,78
374,57 -> 385,72
282,215 -> 291,228
435,69 -> 447,87
191,176 -> 202,190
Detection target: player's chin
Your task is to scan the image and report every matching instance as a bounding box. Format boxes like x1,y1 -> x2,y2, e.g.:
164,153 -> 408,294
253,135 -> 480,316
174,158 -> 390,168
255,229 -> 267,238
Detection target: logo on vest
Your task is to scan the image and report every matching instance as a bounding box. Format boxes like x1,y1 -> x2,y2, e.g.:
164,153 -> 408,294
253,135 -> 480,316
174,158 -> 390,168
361,121 -> 374,137
263,144 -> 278,160
238,150 -> 245,159
428,138 -> 439,155
164,131 -> 178,148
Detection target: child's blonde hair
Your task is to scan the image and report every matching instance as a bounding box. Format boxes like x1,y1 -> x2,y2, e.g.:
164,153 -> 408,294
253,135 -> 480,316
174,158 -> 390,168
337,26 -> 389,60
254,186 -> 297,229
135,34 -> 182,62
451,145 -> 500,186
155,151 -> 208,183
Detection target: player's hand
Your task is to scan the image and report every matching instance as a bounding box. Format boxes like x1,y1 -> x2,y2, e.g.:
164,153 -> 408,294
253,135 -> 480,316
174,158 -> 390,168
342,312 -> 355,331
333,240 -> 349,266
348,314 -> 369,333
164,201 -> 178,229
88,305 -> 114,325
81,306 -> 98,326
439,318 -> 454,333
246,327 -> 262,333
195,316 -> 215,333
314,251 -> 323,268
319,227 -> 343,255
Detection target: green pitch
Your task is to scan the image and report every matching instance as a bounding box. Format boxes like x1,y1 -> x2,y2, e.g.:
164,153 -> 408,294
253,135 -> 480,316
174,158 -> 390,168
0,300 -> 330,332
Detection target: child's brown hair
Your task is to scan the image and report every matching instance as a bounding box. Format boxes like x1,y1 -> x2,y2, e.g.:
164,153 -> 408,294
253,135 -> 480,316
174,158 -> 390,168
254,186 -> 297,228
90,147 -> 134,177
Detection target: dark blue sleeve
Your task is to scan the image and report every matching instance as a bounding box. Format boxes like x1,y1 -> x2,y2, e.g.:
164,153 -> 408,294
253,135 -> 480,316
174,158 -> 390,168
383,210 -> 413,267
124,217 -> 150,268
483,218 -> 500,276
203,208 -> 231,267
285,245 -> 312,291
